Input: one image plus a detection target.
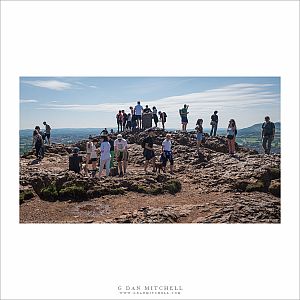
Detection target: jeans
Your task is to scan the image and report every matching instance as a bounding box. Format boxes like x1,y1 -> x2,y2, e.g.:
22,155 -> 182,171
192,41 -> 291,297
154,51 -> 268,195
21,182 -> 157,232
262,136 -> 273,154
210,124 -> 218,136
99,158 -> 111,176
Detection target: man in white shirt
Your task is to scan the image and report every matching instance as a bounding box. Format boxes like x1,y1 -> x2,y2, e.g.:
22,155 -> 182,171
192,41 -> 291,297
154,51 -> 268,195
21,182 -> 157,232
114,134 -> 128,177
134,101 -> 143,129
161,134 -> 174,174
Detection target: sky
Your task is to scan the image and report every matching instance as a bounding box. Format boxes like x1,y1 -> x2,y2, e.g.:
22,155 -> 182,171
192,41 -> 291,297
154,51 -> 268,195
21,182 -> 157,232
20,77 -> 280,130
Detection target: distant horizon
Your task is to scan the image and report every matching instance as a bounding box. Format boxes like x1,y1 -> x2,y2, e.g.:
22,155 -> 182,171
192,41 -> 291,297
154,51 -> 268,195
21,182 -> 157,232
20,121 -> 281,132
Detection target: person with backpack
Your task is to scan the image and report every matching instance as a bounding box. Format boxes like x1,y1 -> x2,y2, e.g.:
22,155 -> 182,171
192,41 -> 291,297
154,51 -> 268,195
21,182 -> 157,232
32,129 -> 44,160
142,129 -> 156,172
98,135 -> 111,177
43,121 -> 51,145
179,104 -> 189,132
116,110 -> 123,133
226,119 -> 237,156
33,125 -> 45,158
195,119 -> 204,152
159,111 -> 167,130
108,134 -> 115,168
114,134 -> 128,177
210,111 -> 218,136
161,133 -> 174,174
261,116 -> 275,154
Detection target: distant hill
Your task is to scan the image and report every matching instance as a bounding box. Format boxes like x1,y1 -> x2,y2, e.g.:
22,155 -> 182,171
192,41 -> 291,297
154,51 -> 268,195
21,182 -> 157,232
238,122 -> 280,136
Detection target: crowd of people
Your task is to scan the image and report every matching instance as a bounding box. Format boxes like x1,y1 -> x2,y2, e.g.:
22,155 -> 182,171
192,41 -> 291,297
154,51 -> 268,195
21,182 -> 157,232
115,101 -> 168,132
31,107 -> 277,177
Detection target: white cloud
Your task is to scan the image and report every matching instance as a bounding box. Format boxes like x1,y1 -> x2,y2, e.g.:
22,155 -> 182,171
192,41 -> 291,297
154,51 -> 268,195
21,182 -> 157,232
36,83 -> 280,128
20,99 -> 38,103
22,80 -> 73,91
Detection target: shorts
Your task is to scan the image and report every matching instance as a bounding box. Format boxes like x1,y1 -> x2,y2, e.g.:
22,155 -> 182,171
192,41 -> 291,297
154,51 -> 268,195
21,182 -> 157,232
45,133 -> 50,139
143,149 -> 155,161
116,151 -> 128,162
135,115 -> 142,120
89,157 -> 97,164
161,151 -> 174,166
181,116 -> 188,124
197,132 -> 203,141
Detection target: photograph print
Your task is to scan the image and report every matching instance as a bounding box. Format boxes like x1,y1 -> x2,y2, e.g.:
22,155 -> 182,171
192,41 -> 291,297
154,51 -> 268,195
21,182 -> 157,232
19,76 -> 280,224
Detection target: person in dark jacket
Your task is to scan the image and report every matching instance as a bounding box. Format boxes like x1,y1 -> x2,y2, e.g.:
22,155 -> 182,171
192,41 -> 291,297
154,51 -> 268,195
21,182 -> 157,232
261,116 -> 275,154
210,111 -> 218,136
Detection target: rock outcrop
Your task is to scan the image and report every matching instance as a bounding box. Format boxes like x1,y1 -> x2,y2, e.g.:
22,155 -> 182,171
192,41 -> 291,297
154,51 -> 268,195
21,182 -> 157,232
20,129 -> 281,223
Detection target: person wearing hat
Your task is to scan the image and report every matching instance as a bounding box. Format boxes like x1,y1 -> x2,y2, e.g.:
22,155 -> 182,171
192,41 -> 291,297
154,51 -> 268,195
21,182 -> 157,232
114,134 -> 128,177
69,147 -> 83,174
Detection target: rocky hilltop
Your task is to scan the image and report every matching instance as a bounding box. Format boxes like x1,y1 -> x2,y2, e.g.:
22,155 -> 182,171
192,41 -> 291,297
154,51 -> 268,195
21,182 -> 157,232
20,129 -> 280,223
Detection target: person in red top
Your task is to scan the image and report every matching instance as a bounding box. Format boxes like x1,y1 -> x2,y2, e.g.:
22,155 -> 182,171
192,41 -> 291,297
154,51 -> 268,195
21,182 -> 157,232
116,110 -> 123,133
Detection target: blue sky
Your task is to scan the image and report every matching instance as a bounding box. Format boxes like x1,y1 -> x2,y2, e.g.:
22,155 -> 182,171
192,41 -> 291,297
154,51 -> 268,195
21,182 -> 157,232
20,77 -> 280,130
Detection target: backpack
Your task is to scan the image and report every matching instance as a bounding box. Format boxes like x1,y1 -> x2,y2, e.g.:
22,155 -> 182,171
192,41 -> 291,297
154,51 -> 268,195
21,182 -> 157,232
141,138 -> 146,148
163,112 -> 167,118
46,124 -> 51,131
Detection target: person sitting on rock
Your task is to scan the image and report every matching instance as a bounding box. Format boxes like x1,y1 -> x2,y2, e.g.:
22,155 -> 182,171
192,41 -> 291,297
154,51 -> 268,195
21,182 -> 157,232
69,147 -> 83,174
32,129 -> 44,160
261,116 -> 275,155
142,129 -> 156,173
98,135 -> 111,177
195,119 -> 204,152
114,134 -> 128,177
226,119 -> 237,156
179,104 -> 189,132
161,133 -> 174,174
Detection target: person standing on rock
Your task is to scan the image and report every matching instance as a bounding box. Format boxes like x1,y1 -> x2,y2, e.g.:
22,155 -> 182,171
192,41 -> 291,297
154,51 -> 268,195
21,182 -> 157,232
86,135 -> 93,171
142,129 -> 156,173
98,135 -> 111,177
116,110 -> 123,133
126,113 -> 132,131
179,104 -> 189,131
152,106 -> 159,127
114,134 -> 128,177
43,121 -> 51,145
161,133 -> 174,174
159,111 -> 167,130
90,139 -> 98,176
122,110 -> 128,132
210,111 -> 218,136
134,101 -> 143,129
195,119 -> 204,152
226,119 -> 237,156
33,126 -> 45,158
261,116 -> 275,154
32,129 -> 44,160
108,135 -> 115,168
